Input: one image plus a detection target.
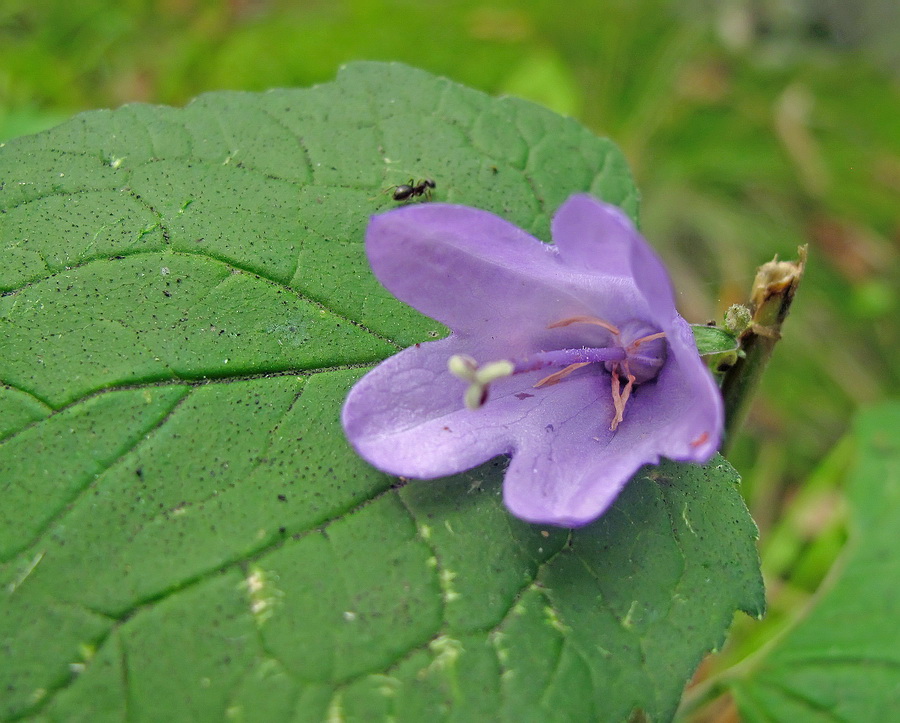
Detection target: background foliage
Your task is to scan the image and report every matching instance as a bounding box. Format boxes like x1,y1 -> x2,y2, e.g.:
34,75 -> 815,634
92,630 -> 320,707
2,0 -> 898,719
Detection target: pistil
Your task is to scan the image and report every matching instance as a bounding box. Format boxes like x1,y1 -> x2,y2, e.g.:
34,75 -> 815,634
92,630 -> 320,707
448,315 -> 666,429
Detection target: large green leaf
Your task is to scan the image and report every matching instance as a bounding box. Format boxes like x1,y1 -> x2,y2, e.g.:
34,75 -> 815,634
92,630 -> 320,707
730,402 -> 900,721
0,62 -> 763,722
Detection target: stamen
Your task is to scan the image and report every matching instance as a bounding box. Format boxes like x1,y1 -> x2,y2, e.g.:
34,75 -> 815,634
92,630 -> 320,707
629,331 -> 666,350
620,374 -> 635,408
610,368 -> 624,429
609,364 -> 636,431
534,362 -> 591,388
548,315 -> 620,335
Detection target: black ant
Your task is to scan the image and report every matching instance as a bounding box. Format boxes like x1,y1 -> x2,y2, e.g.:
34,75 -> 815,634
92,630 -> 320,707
391,178 -> 436,202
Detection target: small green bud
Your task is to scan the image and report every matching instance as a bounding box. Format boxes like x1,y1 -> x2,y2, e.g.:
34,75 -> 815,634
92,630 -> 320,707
724,304 -> 752,335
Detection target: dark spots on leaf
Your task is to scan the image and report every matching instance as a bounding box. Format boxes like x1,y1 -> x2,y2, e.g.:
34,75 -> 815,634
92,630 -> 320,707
277,494 -> 287,502
545,424 -> 554,433
515,392 -> 533,400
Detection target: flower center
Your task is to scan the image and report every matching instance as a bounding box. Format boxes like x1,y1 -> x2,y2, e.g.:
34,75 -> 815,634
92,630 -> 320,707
448,315 -> 666,431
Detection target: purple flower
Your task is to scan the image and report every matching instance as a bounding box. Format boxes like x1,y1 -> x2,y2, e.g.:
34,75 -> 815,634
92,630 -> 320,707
342,194 -> 723,527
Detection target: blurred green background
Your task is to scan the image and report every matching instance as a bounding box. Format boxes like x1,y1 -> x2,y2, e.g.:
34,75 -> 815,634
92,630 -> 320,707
2,0 -> 898,713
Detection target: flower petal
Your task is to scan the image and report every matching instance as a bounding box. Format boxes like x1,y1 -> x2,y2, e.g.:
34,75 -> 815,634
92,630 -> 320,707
649,315 -> 723,461
365,204 -> 647,348
552,194 -> 678,324
501,390 -> 646,527
342,337 -> 512,478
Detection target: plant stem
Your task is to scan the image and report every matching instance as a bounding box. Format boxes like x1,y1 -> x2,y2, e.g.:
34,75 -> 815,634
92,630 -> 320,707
720,246 -> 807,454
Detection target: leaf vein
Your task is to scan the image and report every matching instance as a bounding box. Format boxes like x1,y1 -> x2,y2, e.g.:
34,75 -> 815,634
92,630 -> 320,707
0,386 -> 193,565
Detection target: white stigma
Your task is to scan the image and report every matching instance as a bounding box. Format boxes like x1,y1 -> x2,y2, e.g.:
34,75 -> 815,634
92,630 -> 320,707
448,355 -> 514,409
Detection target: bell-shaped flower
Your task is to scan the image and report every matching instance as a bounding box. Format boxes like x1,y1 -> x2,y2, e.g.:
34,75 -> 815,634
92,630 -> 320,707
342,194 -> 723,527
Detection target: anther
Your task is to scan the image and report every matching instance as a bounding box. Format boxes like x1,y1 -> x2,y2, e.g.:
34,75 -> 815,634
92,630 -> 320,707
609,364 -> 636,431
